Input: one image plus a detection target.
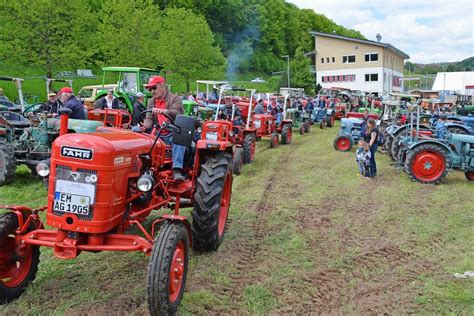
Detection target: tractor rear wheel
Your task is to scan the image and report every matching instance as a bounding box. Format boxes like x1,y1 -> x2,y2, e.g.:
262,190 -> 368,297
390,133 -> 406,161
465,171 -> 474,181
242,133 -> 255,164
281,124 -> 292,145
270,133 -> 279,148
333,135 -> 352,152
384,133 -> 394,152
0,213 -> 40,303
192,152 -> 232,252
319,119 -> 326,129
0,142 -> 16,186
299,125 -> 305,135
147,221 -> 189,316
405,143 -> 449,184
233,147 -> 243,175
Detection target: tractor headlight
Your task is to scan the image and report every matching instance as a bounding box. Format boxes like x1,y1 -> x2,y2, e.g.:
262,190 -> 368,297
137,175 -> 154,192
36,162 -> 50,177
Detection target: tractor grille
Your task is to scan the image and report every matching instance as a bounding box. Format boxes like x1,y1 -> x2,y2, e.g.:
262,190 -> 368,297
53,165 -> 97,221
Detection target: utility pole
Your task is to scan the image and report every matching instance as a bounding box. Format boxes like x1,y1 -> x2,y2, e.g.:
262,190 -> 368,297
281,55 -> 290,88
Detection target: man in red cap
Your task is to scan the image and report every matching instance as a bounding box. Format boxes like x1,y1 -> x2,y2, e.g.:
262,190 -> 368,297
143,76 -> 187,181
58,87 -> 86,120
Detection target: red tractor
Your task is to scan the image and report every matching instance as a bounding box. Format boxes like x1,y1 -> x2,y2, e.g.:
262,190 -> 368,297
252,95 -> 293,148
210,88 -> 258,175
0,110 -> 234,315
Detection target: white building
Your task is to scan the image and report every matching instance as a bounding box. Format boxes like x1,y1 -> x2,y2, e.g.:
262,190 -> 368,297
309,31 -> 409,96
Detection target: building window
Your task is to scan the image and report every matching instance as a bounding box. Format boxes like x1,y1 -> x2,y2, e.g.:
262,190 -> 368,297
365,53 -> 378,62
342,55 -> 356,63
326,57 -> 330,63
332,57 -> 335,63
365,74 -> 379,82
321,58 -> 324,63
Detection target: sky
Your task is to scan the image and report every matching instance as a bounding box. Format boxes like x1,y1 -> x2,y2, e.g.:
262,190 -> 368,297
287,0 -> 474,64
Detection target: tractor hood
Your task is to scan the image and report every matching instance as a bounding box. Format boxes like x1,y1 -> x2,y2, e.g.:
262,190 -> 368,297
52,131 -> 156,165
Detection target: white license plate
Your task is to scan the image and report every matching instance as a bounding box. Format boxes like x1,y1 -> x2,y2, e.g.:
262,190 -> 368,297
55,180 -> 96,203
254,121 -> 261,128
206,133 -> 218,141
54,192 -> 90,216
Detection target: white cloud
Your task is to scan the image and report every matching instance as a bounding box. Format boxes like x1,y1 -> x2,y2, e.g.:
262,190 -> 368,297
288,0 -> 474,63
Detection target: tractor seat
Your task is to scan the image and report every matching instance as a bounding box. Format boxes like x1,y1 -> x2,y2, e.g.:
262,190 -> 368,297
0,111 -> 31,128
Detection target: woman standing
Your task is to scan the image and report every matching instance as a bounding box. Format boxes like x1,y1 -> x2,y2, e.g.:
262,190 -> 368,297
364,118 -> 379,177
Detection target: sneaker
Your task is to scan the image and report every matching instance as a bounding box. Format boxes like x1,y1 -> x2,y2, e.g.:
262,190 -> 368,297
173,169 -> 187,181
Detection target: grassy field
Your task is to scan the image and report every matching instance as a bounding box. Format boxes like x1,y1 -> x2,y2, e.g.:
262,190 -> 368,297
0,122 -> 473,315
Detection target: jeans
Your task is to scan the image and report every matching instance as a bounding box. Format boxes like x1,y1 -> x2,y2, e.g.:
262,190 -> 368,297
161,133 -> 185,170
369,144 -> 378,176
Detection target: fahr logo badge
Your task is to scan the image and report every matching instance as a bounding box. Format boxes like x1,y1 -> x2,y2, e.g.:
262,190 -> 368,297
61,146 -> 93,160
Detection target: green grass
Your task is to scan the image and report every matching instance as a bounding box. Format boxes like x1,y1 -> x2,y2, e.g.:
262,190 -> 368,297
0,122 -> 473,314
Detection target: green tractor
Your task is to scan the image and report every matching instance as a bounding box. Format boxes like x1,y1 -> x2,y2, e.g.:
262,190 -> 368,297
0,110 -> 104,186
182,99 -> 214,120
94,67 -> 158,113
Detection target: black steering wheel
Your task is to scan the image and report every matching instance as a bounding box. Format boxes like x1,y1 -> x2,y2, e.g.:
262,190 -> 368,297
139,108 -> 175,124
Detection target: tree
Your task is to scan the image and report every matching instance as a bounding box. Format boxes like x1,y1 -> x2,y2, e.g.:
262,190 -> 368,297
157,8 -> 226,92
97,0 -> 162,68
0,0 -> 96,78
290,47 -> 315,94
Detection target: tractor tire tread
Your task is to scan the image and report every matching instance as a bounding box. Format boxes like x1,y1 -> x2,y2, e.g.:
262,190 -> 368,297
192,152 -> 232,252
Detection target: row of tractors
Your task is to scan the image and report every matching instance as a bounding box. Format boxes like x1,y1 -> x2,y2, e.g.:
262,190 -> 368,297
333,92 -> 474,184
0,69 -> 331,314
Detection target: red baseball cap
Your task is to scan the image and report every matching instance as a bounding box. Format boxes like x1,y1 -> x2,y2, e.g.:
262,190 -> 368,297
58,87 -> 73,94
145,76 -> 166,88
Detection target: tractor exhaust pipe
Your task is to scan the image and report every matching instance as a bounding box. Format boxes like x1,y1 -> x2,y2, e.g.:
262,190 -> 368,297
58,108 -> 72,136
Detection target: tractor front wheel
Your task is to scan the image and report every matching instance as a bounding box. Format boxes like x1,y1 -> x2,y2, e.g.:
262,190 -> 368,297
233,147 -> 243,175
147,221 -> 189,316
327,114 -> 335,127
270,133 -> 279,148
333,135 -> 352,152
0,142 -> 17,186
405,143 -> 449,184
0,213 -> 40,303
192,152 -> 232,252
465,171 -> 474,181
281,124 -> 292,145
299,125 -> 305,135
242,133 -> 256,164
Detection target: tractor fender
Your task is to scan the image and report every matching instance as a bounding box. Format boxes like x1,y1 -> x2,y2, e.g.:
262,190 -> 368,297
408,139 -> 453,156
281,120 -> 293,127
391,124 -> 432,137
160,214 -> 192,248
445,122 -> 471,134
243,128 -> 257,135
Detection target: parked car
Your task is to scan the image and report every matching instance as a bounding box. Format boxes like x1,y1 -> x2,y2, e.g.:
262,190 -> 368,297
55,71 -> 75,78
251,77 -> 266,83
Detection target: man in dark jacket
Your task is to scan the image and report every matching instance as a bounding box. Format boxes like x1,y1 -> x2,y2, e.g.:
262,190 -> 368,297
39,91 -> 63,115
58,87 -> 86,120
132,92 -> 147,126
219,97 -> 244,126
254,99 -> 265,114
143,76 -> 187,181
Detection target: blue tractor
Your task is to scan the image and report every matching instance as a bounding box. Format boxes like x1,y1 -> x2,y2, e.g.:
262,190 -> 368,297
333,117 -> 364,151
404,133 -> 474,184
